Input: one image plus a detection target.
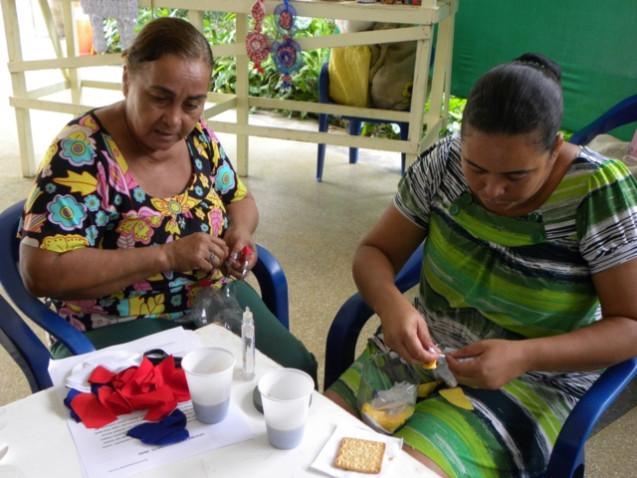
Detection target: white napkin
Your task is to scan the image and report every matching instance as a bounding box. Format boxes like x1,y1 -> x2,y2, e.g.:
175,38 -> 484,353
65,351 -> 143,392
310,423 -> 403,477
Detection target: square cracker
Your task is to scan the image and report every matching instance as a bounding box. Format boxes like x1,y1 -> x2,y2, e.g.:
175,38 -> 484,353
333,437 -> 386,474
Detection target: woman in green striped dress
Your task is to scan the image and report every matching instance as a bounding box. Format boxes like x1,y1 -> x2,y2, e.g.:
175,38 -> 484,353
326,53 -> 637,477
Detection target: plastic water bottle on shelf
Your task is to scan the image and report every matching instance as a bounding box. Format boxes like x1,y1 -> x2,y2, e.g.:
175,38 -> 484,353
241,307 -> 256,381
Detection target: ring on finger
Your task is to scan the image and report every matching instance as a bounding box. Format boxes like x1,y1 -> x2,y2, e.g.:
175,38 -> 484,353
209,253 -> 218,265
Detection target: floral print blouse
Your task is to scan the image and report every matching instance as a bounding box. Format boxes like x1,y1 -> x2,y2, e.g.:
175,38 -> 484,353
18,111 -> 247,332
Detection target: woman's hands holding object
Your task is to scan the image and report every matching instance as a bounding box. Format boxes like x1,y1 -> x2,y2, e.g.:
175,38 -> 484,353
381,301 -> 439,365
223,226 -> 257,279
447,339 -> 529,389
161,232 -> 229,273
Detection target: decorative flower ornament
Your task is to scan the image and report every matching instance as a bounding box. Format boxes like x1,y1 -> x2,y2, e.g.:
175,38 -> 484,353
246,0 -> 271,73
271,37 -> 303,88
271,0 -> 303,88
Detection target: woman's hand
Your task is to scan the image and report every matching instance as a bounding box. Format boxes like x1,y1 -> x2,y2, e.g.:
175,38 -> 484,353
447,339 -> 529,389
223,225 -> 257,278
380,301 -> 439,365
161,232 -> 229,273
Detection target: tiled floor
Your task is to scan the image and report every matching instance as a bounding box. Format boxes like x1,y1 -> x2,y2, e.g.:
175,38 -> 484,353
0,3 -> 635,476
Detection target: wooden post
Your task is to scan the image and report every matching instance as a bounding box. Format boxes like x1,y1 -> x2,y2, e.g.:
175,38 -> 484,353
2,0 -> 36,176
61,0 -> 80,104
235,12 -> 249,176
405,2 -> 433,168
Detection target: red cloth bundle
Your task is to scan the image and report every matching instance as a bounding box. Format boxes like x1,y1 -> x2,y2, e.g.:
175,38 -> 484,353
66,355 -> 190,429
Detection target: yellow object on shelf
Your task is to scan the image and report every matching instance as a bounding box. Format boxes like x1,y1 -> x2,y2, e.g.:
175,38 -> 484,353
328,45 -> 372,108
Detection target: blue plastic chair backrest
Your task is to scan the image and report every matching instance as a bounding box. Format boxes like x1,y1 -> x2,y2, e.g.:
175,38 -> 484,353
569,94 -> 637,146
0,201 -> 95,355
0,294 -> 52,392
0,200 -> 290,393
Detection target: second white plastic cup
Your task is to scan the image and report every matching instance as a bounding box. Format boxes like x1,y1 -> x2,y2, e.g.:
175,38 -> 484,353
257,368 -> 314,449
182,347 -> 236,424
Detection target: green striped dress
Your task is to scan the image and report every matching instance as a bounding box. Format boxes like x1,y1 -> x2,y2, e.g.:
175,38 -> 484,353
328,136 -> 637,477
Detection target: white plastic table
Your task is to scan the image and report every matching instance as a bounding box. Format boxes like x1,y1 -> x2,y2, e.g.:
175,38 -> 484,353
0,324 -> 436,477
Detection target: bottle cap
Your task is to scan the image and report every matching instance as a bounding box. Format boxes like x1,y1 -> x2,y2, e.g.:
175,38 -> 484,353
243,306 -> 253,322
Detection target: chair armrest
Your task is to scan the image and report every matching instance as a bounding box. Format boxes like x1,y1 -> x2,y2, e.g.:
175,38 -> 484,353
252,244 -> 289,330
544,357 -> 637,478
323,245 -> 424,390
20,297 -> 95,355
0,296 -> 53,391
324,292 -> 374,390
395,245 -> 424,291
569,94 -> 637,146
0,201 -> 94,355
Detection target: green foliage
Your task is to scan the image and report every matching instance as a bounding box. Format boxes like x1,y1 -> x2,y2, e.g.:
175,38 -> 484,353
101,9 -> 469,138
209,14 -> 336,118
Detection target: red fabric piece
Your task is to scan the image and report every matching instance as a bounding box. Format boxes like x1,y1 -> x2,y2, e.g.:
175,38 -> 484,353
71,355 -> 190,429
98,387 -> 133,415
156,356 -> 190,401
111,367 -> 137,389
89,365 -> 117,384
70,392 -> 118,429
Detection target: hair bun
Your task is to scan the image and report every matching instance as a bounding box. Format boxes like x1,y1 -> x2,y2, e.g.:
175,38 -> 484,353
513,52 -> 561,83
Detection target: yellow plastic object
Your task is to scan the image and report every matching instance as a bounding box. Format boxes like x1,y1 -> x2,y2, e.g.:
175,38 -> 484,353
328,45 -> 371,107
422,359 -> 438,370
361,402 -> 415,433
439,387 -> 474,411
417,381 -> 440,398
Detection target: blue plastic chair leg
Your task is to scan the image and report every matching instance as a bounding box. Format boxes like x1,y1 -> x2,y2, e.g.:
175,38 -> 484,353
316,113 -> 329,182
399,123 -> 410,175
348,119 -> 362,165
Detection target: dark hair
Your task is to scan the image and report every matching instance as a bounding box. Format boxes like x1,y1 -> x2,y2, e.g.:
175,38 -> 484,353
461,53 -> 563,151
124,17 -> 213,73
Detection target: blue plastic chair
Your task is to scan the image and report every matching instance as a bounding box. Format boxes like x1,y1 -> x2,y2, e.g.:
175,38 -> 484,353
316,62 -> 409,182
569,94 -> 637,146
324,245 -> 637,477
325,95 -> 637,477
0,294 -> 52,393
0,200 -> 290,392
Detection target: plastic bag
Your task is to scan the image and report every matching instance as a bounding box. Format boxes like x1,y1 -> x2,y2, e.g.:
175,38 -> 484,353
358,348 -> 418,434
182,284 -> 243,335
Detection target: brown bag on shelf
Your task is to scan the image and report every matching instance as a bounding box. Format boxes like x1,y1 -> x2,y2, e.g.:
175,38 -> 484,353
368,23 -> 416,111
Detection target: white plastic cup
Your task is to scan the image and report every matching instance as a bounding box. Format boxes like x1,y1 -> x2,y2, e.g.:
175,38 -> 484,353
257,368 -> 314,449
182,347 -> 236,424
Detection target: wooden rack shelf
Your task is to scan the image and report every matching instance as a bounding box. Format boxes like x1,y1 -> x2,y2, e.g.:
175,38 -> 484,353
2,0 -> 457,177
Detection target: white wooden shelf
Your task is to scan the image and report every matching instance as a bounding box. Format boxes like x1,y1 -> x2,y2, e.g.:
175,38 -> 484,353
2,0 -> 457,177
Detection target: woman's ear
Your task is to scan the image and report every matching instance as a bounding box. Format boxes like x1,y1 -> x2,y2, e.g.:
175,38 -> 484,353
552,132 -> 564,158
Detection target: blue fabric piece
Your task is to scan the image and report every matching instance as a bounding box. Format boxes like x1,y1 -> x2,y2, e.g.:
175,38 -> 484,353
90,383 -> 104,395
127,409 -> 189,445
63,388 -> 81,422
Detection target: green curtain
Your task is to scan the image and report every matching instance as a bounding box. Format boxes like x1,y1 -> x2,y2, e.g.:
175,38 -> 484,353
451,0 -> 637,138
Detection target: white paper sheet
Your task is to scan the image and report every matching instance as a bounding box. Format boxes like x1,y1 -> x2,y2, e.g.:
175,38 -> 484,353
73,401 -> 257,478
47,327 -> 258,478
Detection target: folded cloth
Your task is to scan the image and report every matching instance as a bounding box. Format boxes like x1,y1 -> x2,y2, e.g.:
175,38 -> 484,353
64,355 -> 190,428
65,351 -> 143,392
127,409 -> 189,446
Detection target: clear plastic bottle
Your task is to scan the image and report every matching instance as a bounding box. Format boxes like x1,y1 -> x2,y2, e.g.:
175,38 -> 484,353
241,306 -> 256,380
